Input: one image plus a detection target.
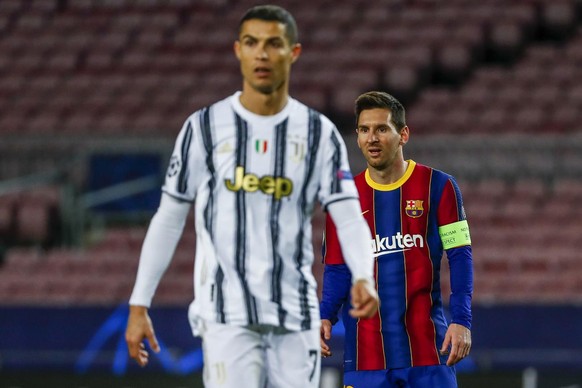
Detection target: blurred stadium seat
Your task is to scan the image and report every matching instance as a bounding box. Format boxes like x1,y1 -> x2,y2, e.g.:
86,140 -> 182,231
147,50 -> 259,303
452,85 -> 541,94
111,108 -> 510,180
0,0 -> 581,311
2,3 -> 582,382
0,0 -> 578,133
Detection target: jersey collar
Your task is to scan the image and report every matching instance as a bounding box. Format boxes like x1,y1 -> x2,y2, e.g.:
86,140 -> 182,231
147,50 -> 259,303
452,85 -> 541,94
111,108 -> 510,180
365,160 -> 416,191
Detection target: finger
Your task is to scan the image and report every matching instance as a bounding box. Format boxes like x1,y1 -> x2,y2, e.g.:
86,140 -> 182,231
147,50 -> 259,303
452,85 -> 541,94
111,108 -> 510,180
126,336 -> 142,359
127,342 -> 137,359
129,343 -> 147,366
137,348 -> 150,367
349,301 -> 374,318
450,339 -> 460,359
349,304 -> 369,318
351,282 -> 369,309
462,343 -> 471,358
359,299 -> 376,317
458,343 -> 468,358
446,347 -> 459,365
323,323 -> 332,340
319,337 -> 331,357
446,341 -> 462,366
363,296 -> 378,317
447,353 -> 458,366
349,292 -> 377,318
146,331 -> 160,353
440,335 -> 451,354
349,305 -> 366,318
351,290 -> 362,309
321,345 -> 332,357
320,338 -> 329,352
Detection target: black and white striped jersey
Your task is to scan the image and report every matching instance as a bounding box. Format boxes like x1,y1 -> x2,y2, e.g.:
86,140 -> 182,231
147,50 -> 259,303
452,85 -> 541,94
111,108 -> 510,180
163,92 -> 359,332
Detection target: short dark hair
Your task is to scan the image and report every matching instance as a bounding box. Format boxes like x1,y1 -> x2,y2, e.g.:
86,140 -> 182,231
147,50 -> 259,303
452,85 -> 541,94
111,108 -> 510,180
355,91 -> 406,132
239,5 -> 298,45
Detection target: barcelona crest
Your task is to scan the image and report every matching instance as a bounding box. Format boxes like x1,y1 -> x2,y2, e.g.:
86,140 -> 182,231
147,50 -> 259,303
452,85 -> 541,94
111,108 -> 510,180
405,199 -> 424,218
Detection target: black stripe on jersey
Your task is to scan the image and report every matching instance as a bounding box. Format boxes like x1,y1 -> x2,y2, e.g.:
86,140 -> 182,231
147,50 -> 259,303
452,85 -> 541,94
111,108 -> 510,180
270,118 -> 289,327
200,108 -> 215,232
330,130 -> 342,194
296,109 -> 322,330
177,121 -> 193,194
160,190 -> 195,203
200,107 -> 226,323
234,113 -> 259,325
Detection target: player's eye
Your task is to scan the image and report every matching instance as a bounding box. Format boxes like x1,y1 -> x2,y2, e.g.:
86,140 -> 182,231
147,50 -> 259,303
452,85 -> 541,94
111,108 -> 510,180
243,39 -> 256,47
268,39 -> 284,48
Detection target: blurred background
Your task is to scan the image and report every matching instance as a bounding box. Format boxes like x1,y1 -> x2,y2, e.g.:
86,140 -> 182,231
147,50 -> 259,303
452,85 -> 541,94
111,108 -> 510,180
1,0 -> 582,387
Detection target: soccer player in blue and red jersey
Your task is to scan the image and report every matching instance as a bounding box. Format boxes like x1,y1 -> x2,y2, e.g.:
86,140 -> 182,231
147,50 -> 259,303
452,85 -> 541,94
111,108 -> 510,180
320,91 -> 473,388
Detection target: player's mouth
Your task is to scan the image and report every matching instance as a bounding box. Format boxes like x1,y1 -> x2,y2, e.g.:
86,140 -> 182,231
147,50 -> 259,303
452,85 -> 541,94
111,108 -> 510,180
254,66 -> 272,78
367,147 -> 382,157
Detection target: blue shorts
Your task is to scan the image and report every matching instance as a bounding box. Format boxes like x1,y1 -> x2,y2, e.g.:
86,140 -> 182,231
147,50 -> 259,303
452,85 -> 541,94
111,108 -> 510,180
343,365 -> 457,388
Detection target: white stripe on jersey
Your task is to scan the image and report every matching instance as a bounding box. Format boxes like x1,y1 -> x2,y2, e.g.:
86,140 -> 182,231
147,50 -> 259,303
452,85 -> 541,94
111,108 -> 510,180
163,92 -> 358,332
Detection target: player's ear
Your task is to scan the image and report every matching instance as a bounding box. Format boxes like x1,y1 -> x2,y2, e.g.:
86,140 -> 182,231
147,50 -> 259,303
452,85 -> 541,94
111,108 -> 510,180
234,41 -> 241,60
290,43 -> 302,63
399,126 -> 410,146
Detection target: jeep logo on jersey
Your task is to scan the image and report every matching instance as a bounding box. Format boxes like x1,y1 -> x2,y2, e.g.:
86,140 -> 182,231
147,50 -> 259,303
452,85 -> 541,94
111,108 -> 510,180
225,166 -> 293,200
371,232 -> 424,257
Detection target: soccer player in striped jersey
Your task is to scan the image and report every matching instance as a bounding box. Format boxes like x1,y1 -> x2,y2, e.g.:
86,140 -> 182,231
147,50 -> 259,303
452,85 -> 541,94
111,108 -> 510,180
125,5 -> 378,388
320,91 -> 473,388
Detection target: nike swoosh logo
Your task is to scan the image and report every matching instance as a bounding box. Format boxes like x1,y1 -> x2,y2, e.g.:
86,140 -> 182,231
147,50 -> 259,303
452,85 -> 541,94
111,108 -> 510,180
362,210 -> 369,215
373,248 -> 411,257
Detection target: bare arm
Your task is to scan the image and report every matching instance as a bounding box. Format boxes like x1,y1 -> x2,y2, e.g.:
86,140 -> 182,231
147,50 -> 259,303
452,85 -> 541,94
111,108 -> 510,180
125,305 -> 160,367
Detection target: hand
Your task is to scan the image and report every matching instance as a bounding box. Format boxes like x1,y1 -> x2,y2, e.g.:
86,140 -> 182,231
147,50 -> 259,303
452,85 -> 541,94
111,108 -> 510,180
349,278 -> 379,318
125,305 -> 160,367
440,323 -> 472,366
320,319 -> 333,357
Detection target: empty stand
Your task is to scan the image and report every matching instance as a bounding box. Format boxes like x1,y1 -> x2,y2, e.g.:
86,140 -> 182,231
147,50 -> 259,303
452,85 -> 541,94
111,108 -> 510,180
1,0 -> 582,308
0,177 -> 581,305
0,0 -> 579,132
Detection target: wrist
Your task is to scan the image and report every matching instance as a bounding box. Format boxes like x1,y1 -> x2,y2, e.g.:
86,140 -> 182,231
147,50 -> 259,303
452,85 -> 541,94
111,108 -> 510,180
129,305 -> 149,316
353,277 -> 378,300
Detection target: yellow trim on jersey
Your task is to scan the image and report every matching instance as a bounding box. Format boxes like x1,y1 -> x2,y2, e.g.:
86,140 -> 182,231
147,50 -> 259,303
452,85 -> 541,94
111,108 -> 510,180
364,160 -> 416,191
439,220 -> 471,249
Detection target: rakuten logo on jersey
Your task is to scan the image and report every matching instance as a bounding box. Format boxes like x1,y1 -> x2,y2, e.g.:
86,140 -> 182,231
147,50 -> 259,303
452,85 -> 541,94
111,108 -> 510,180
371,232 -> 424,257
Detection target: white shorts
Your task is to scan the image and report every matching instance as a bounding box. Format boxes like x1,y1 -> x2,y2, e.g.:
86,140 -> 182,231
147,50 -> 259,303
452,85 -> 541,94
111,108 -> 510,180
199,321 -> 321,388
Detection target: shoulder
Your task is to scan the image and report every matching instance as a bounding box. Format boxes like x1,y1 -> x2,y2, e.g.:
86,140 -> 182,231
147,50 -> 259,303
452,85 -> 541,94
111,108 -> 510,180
182,95 -> 234,127
353,171 -> 369,192
415,162 -> 455,183
354,170 -> 367,183
290,97 -> 337,130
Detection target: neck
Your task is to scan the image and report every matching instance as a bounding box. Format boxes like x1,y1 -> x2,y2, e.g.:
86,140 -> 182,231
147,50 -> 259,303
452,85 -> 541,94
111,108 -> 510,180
368,158 -> 409,185
239,83 -> 289,116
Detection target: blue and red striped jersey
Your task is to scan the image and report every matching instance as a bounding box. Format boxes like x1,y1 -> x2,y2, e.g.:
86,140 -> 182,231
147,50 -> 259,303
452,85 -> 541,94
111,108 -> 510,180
320,160 -> 473,371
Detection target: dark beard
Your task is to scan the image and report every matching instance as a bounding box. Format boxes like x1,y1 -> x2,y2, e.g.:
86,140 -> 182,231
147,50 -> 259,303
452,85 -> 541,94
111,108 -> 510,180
253,79 -> 284,95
